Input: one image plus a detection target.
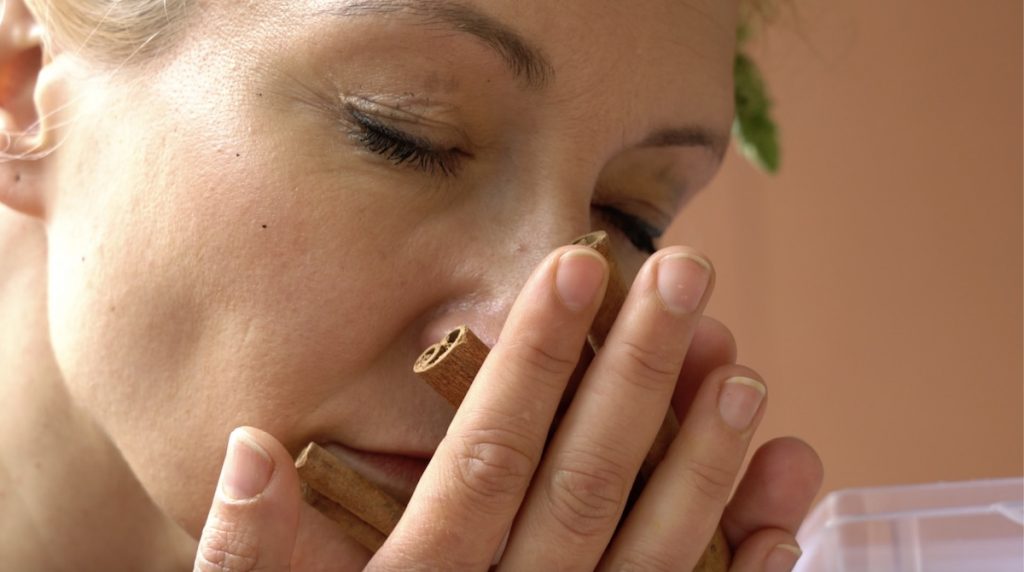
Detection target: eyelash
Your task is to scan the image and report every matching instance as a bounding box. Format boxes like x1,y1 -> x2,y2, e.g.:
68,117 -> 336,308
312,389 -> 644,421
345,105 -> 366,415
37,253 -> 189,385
348,110 -> 663,254
348,108 -> 463,176
593,205 -> 663,255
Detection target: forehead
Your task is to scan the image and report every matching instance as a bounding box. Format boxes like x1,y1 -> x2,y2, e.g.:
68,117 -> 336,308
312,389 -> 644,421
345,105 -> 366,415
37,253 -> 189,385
196,0 -> 737,175
217,1 -> 735,102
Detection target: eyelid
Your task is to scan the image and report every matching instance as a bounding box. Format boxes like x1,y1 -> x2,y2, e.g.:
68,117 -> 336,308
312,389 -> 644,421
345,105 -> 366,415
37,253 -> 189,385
347,107 -> 441,153
345,106 -> 466,176
592,205 -> 664,255
340,94 -> 472,147
594,192 -> 672,231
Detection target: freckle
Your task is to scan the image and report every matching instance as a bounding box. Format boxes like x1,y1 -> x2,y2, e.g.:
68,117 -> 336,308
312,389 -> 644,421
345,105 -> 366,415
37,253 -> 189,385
257,92 -> 263,97
14,173 -> 20,182
236,153 -> 240,157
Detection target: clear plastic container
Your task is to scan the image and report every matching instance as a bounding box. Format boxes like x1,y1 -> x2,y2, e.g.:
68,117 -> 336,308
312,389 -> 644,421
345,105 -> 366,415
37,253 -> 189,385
795,477 -> 1023,572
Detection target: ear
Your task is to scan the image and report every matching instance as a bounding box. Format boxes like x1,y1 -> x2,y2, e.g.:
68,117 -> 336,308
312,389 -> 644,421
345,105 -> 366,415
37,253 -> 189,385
0,0 -> 68,219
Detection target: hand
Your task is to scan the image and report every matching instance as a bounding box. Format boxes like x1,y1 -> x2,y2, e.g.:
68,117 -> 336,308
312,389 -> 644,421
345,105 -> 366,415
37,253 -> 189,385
194,427 -> 301,571
370,245 -> 821,570
199,425 -> 391,572
665,318 -> 824,571
193,246 -> 822,571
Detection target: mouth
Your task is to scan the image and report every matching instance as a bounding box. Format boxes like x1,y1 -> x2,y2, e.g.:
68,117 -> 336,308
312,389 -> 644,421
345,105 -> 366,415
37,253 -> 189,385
322,442 -> 431,504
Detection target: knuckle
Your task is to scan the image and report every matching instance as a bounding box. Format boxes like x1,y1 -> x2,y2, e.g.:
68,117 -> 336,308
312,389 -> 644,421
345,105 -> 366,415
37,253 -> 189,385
611,549 -> 677,572
367,544 -> 460,572
450,427 -> 537,508
613,340 -> 680,392
505,335 -> 579,383
682,457 -> 735,504
546,457 -> 630,539
195,512 -> 261,572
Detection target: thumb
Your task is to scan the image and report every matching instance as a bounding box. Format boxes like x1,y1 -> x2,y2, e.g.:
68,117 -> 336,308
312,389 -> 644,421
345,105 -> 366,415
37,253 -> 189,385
194,427 -> 301,572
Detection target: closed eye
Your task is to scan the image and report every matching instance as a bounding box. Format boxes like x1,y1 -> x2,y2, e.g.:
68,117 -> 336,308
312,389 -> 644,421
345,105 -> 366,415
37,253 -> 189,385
347,108 -> 465,176
345,106 -> 662,253
593,205 -> 663,254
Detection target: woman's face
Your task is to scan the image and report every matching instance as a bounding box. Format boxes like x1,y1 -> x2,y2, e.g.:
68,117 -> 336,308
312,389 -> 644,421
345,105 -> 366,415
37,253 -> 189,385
44,0 -> 737,542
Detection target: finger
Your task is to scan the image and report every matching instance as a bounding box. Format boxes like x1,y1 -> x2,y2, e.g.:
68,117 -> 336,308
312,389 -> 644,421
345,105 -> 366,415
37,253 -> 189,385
194,427 -> 300,572
721,437 -> 824,544
601,364 -> 767,571
672,314 -> 738,420
370,246 -> 608,570
728,527 -> 803,572
499,248 -> 714,571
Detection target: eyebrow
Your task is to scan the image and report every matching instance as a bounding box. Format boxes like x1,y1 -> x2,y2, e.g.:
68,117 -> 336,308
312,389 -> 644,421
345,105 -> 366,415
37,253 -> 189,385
322,0 -> 555,89
324,1 -> 727,162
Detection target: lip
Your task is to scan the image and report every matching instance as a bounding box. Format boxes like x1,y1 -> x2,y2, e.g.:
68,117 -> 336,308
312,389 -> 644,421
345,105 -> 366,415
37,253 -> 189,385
322,442 -> 431,504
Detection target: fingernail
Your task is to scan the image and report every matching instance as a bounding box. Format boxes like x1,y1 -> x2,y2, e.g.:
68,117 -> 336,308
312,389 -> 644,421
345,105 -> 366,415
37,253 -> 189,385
656,253 -> 711,315
765,543 -> 802,572
221,428 -> 273,500
555,249 -> 607,312
718,376 -> 766,431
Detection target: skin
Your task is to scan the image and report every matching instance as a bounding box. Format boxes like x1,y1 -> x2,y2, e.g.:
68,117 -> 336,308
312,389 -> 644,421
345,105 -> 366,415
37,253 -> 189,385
0,0 -> 823,570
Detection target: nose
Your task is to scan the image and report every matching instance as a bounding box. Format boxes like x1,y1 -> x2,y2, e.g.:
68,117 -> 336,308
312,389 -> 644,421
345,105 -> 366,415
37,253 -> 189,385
415,188 -> 592,355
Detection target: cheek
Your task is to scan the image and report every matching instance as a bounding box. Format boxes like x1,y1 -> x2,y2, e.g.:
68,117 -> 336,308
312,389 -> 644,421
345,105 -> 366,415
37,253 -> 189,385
45,118 -> 420,430
46,117 -> 443,535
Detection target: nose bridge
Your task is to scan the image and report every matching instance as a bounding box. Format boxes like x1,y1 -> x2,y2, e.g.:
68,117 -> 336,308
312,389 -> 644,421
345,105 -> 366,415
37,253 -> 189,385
475,119 -> 612,307
500,189 -> 587,276
416,175 -> 593,352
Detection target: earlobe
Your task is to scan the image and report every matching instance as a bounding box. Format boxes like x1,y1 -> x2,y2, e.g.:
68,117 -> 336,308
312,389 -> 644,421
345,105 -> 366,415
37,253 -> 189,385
0,0 -> 61,219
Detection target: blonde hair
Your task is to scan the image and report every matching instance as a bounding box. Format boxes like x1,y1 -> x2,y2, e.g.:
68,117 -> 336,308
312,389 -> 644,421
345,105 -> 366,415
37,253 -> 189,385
10,0 -> 772,163
0,1 -> 192,161
24,0 -> 773,65
23,0 -> 191,65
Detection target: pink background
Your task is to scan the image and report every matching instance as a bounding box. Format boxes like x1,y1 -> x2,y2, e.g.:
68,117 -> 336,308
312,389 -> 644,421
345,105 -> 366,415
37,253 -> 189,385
663,0 -> 1023,499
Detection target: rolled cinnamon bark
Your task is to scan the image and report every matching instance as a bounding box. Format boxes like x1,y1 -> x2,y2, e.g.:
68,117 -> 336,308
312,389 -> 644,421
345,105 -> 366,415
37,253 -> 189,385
569,231 -> 629,350
301,483 -> 387,552
413,326 -> 489,408
295,442 -> 405,537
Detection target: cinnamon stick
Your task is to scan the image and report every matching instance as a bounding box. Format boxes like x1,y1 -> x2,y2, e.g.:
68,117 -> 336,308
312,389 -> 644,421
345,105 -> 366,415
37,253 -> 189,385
413,326 -> 489,408
693,527 -> 732,572
569,231 -> 629,350
295,442 -> 405,537
301,483 -> 387,552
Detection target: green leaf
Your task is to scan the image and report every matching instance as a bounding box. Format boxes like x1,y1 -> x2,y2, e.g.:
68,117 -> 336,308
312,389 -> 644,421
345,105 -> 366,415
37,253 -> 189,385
733,51 -> 780,173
